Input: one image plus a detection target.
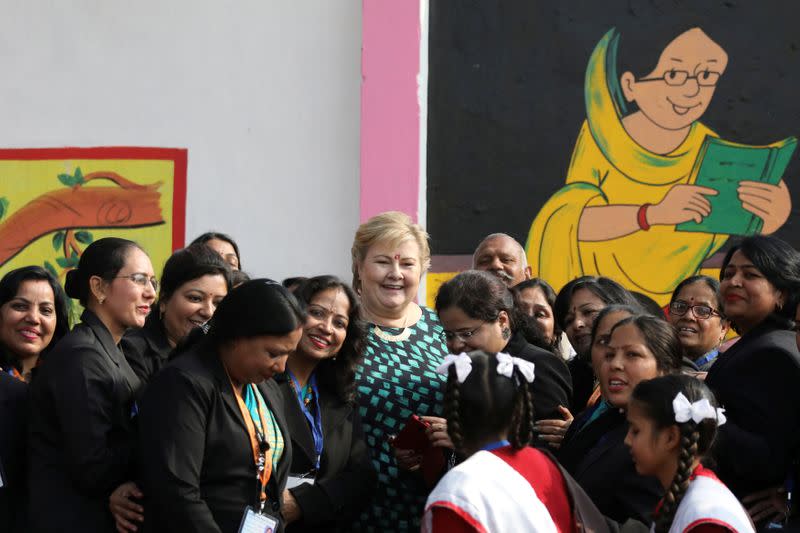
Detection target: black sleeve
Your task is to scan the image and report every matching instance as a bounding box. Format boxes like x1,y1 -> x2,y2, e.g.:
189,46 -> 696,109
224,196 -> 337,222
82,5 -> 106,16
51,346 -> 133,494
526,351 -> 573,421
121,334 -> 153,386
289,408 -> 377,526
139,367 -> 221,533
713,347 -> 800,489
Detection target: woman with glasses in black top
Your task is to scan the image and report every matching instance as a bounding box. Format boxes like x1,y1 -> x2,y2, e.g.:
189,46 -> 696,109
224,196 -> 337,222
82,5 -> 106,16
667,275 -> 729,372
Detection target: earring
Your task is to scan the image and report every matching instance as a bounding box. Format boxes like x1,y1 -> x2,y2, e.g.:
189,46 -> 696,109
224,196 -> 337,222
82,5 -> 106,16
502,328 -> 511,340
99,297 -> 105,305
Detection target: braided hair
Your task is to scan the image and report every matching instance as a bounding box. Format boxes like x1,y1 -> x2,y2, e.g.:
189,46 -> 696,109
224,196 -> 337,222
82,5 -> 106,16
443,350 -> 535,456
630,375 -> 721,533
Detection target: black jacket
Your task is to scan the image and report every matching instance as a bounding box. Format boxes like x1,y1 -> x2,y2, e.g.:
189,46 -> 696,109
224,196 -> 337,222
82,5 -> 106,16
0,372 -> 28,533
276,374 -> 376,532
504,332 -> 573,421
705,318 -> 800,497
121,312 -> 172,388
558,404 -> 662,524
139,339 -> 292,533
27,310 -> 142,533
567,356 -> 595,413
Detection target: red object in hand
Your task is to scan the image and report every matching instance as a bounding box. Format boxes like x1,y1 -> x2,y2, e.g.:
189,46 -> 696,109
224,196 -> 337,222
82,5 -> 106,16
391,415 -> 446,487
638,203 -> 651,231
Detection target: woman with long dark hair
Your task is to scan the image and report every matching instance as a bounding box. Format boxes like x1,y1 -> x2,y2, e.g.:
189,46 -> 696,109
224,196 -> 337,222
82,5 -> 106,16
705,235 -> 800,527
277,276 -> 376,532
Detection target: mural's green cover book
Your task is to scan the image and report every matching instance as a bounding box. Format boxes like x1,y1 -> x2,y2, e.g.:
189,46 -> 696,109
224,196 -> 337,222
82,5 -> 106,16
677,135 -> 797,235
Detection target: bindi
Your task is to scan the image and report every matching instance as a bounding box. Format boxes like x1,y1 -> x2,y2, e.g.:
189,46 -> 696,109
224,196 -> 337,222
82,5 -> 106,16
394,254 -> 400,260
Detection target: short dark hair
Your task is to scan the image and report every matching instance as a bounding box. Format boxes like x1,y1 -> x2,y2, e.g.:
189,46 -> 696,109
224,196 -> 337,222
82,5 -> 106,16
159,244 -> 232,304
293,276 -> 367,405
609,315 -> 683,374
512,278 -> 559,338
436,270 -> 550,350
64,238 -> 145,306
720,235 -> 800,328
0,266 -> 70,369
553,276 -> 638,331
590,304 -> 643,348
190,232 -> 242,269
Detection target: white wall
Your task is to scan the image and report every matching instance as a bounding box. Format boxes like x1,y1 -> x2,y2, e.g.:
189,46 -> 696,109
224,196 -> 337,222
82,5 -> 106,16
0,0 -> 362,281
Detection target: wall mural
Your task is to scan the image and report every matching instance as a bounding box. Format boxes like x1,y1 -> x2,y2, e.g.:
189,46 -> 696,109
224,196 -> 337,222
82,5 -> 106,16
0,147 -> 186,320
426,1 -> 799,306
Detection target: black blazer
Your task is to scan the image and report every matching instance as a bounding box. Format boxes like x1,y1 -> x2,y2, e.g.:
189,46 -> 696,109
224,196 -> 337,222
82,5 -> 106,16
567,356 -> 595,413
705,319 -> 800,497
504,332 -> 573,421
139,339 -> 292,533
26,310 -> 142,533
557,405 -> 662,524
276,374 -> 376,532
121,312 -> 172,388
0,372 -> 28,533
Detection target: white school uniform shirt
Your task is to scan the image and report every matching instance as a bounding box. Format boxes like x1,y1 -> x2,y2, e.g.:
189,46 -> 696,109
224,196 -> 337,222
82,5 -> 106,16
653,465 -> 755,533
422,449 -> 559,533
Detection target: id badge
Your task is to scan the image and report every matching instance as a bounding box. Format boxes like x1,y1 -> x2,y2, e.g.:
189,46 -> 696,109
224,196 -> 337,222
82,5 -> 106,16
238,506 -> 279,533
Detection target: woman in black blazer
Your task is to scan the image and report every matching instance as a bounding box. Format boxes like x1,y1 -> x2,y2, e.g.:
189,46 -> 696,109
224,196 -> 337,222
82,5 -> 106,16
277,276 -> 376,532
435,270 -> 573,424
26,238 -> 157,532
557,315 -> 682,525
138,279 -> 304,533
111,244 -> 231,531
122,243 -> 231,385
705,236 -> 800,521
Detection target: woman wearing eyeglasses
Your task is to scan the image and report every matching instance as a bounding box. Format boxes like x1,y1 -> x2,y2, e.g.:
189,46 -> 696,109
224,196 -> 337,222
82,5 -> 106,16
667,275 -> 729,371
435,271 -> 572,427
27,238 -> 157,532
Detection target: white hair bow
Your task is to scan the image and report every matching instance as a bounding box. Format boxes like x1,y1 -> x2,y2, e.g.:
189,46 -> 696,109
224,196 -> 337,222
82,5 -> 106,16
495,352 -> 536,383
436,353 -> 473,383
672,392 -> 727,426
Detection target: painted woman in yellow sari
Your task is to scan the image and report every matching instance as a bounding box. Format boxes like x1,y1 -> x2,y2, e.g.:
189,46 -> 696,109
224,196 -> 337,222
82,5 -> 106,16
526,28 -> 791,305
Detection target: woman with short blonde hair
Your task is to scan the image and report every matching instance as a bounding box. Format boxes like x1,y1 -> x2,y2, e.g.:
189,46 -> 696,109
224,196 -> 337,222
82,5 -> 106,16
347,211 -> 450,532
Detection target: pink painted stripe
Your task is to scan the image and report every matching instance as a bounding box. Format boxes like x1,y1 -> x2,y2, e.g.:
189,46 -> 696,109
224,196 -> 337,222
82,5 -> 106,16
360,0 -> 422,222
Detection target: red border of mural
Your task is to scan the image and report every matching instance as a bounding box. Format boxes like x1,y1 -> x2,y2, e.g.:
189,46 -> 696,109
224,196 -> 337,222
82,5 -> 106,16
0,146 -> 188,250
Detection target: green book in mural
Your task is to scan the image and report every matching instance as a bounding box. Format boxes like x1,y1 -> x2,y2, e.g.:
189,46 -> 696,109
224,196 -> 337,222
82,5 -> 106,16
676,135 -> 797,236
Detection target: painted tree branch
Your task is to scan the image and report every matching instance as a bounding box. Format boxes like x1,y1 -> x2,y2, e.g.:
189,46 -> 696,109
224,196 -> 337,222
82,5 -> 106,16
0,178 -> 163,266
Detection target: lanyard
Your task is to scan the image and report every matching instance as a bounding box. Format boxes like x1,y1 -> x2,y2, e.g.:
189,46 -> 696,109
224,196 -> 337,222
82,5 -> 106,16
481,439 -> 511,452
694,349 -> 719,368
288,371 -> 324,470
5,366 -> 23,382
229,378 -> 271,513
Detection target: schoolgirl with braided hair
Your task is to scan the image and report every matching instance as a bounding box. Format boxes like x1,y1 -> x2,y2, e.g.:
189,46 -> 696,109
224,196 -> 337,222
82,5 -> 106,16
625,375 -> 755,533
422,350 -> 588,532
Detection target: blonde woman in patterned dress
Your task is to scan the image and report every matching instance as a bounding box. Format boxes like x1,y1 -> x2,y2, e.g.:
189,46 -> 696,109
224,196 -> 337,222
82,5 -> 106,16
347,211 -> 452,532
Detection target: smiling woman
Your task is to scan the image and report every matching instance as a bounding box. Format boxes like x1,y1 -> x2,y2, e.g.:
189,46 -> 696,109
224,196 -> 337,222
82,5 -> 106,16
27,238 -> 156,531
0,266 -> 70,383
348,212 -> 450,532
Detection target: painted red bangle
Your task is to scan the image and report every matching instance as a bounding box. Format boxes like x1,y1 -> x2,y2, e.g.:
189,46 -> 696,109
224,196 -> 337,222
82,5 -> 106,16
637,203 -> 651,231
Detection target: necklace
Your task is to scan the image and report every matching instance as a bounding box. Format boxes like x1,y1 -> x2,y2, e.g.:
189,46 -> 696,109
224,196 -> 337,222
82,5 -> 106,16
371,314 -> 412,343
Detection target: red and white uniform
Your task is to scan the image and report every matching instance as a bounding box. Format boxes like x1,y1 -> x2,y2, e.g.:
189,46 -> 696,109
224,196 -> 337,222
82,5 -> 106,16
655,465 -> 755,533
422,446 -> 575,533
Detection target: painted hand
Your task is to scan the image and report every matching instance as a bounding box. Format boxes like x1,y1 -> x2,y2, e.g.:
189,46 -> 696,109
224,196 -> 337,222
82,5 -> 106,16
738,180 -> 791,235
649,184 -> 718,225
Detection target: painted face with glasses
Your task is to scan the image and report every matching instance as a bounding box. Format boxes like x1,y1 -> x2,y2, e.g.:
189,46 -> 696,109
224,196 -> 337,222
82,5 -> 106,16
620,28 -> 729,131
668,280 -> 728,360
437,305 -> 511,354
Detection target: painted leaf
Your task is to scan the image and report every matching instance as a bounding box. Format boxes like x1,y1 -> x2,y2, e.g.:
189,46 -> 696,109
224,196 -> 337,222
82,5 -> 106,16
56,257 -> 72,268
53,231 -> 65,251
57,173 -> 75,187
0,197 -> 7,220
74,167 -> 85,184
75,230 -> 93,244
43,261 -> 59,279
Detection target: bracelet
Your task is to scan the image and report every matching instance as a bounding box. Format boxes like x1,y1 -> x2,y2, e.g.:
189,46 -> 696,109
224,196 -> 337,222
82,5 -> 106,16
637,204 -> 651,231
